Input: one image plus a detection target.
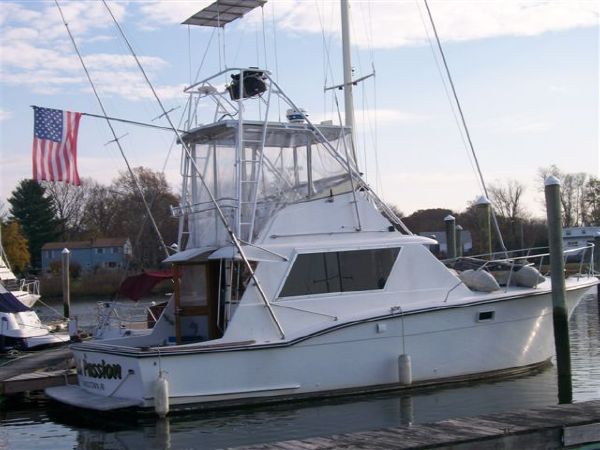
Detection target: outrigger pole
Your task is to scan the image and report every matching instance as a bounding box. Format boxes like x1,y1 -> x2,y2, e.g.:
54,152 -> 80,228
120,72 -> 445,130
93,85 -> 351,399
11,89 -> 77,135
81,112 -> 185,133
54,0 -> 171,260
102,0 -> 286,340
30,108 -> 185,133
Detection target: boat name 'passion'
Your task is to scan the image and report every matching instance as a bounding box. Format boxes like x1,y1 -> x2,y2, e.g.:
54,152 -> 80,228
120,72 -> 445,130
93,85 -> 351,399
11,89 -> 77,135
77,356 -> 122,380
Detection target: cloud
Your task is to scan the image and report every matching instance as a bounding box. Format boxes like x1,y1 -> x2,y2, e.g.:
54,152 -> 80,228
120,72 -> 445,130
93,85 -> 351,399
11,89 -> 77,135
0,109 -> 12,121
266,1 -> 599,49
135,1 -> 212,26
358,109 -> 431,125
488,114 -> 552,134
0,2 -> 173,101
309,108 -> 430,127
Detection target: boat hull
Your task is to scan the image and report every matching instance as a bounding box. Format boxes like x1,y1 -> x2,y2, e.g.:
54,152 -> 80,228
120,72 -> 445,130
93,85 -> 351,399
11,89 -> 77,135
47,282 -> 594,412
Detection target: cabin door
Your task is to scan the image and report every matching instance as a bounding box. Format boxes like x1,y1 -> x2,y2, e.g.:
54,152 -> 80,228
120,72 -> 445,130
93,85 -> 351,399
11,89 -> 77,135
173,261 -> 220,344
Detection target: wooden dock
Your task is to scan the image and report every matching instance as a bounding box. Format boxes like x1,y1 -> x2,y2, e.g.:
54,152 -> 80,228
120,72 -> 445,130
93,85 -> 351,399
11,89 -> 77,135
0,347 -> 75,395
230,400 -> 600,449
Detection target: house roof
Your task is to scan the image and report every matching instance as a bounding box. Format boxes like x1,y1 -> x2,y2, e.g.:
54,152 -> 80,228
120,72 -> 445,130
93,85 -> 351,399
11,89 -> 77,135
42,238 -> 130,250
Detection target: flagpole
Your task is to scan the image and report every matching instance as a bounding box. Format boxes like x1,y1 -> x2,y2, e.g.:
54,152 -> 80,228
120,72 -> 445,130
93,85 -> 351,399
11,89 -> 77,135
30,106 -> 184,133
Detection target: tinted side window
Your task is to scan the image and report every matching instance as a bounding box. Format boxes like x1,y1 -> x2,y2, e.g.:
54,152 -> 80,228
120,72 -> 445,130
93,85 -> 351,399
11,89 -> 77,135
279,248 -> 400,298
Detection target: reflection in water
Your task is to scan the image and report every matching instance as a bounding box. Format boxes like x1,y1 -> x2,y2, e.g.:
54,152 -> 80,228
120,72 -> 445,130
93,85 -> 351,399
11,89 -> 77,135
2,294 -> 599,450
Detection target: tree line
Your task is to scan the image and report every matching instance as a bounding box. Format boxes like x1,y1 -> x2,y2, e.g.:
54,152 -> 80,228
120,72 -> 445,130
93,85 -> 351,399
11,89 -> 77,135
1,167 -> 178,274
395,165 -> 600,255
1,165 -> 598,274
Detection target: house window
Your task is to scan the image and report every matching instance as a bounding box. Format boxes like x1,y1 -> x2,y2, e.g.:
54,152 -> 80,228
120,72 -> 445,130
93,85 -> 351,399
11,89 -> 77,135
279,247 -> 400,298
106,261 -> 117,268
96,248 -> 104,255
112,247 -> 120,254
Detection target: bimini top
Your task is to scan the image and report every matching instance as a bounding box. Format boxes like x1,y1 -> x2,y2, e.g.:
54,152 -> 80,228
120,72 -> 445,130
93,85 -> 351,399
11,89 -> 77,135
181,120 -> 351,148
183,1 -> 268,28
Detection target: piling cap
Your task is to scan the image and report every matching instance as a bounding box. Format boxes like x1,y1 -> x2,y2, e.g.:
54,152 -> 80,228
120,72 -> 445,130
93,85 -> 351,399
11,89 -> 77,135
62,248 -> 70,254
544,175 -> 561,186
444,215 -> 455,222
456,225 -> 463,231
475,195 -> 490,206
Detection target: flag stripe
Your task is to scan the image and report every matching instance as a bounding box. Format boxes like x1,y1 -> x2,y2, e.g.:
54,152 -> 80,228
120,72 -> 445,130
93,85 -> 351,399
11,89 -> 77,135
32,107 -> 82,186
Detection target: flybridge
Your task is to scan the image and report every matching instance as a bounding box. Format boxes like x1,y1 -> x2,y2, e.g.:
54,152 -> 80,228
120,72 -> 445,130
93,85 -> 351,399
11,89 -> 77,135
182,0 -> 267,28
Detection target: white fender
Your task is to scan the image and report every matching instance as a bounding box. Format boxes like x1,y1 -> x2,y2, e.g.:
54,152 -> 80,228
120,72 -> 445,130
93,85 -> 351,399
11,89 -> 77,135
154,371 -> 170,418
398,354 -> 412,385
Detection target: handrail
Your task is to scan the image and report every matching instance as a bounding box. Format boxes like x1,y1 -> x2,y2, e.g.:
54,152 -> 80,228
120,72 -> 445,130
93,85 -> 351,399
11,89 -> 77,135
444,242 -> 597,301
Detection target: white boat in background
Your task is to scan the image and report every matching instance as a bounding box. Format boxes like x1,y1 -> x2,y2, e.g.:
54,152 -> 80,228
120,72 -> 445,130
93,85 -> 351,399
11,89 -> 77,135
1,240 -> 40,308
46,1 -> 597,415
0,284 -> 69,351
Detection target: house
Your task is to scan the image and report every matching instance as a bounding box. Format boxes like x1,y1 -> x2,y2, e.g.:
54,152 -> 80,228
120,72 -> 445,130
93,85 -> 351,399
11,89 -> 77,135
563,227 -> 600,260
41,238 -> 133,273
418,230 -> 473,256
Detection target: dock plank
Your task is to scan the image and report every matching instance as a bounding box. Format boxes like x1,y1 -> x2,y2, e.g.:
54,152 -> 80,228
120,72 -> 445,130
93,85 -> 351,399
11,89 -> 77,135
228,400 -> 600,450
0,369 -> 76,395
0,346 -> 75,395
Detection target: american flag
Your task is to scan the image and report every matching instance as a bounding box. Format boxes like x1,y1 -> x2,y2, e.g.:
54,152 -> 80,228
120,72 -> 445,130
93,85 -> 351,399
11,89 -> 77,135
32,106 -> 82,186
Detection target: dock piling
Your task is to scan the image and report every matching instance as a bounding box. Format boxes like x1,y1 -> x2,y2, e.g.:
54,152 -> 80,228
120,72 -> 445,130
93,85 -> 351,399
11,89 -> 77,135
61,248 -> 70,319
444,215 -> 456,259
475,196 -> 492,256
544,176 -> 572,404
594,232 -> 600,299
456,224 -> 463,257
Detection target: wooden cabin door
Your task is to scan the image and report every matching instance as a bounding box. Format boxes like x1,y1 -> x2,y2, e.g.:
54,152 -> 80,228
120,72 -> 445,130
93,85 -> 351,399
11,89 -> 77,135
173,261 -> 220,344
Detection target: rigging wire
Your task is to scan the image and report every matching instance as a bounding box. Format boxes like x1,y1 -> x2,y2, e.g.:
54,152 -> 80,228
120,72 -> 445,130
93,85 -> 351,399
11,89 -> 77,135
187,25 -> 192,85
415,1 -> 478,189
270,2 -> 282,121
422,0 -> 507,254
261,6 -> 269,71
216,6 -> 222,70
192,28 -> 217,85
53,0 -> 170,260
316,1 -> 342,124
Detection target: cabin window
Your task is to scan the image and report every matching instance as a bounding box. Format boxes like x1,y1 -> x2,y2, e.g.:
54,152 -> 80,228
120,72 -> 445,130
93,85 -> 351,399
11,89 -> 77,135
279,248 -> 400,298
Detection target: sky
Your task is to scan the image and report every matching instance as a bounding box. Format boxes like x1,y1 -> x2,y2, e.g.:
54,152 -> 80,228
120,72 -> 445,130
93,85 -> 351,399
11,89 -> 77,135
0,0 -> 598,219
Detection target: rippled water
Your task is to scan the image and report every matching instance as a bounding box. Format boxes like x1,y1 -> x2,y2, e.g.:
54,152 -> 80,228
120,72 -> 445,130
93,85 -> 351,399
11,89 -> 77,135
1,292 -> 599,450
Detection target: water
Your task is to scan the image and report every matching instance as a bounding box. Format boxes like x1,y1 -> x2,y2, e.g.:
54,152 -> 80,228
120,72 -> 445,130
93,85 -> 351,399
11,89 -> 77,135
1,293 -> 599,450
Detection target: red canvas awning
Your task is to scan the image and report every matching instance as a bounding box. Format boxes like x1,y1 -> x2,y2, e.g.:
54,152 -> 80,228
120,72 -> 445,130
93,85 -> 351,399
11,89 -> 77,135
118,270 -> 173,301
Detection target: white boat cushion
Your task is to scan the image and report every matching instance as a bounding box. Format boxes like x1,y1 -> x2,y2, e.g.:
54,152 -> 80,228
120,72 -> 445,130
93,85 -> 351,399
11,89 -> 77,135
458,269 -> 500,292
514,265 -> 545,288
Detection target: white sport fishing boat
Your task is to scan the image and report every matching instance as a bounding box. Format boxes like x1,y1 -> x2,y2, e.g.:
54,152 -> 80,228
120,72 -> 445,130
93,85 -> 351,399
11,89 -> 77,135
46,1 -> 597,414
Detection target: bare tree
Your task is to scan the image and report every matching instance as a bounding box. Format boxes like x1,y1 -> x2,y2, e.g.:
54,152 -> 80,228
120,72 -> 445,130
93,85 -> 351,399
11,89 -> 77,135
43,178 -> 95,240
81,181 -> 119,238
488,179 -> 527,221
96,167 -> 179,268
584,176 -> 600,225
537,166 -> 588,227
488,179 -> 528,250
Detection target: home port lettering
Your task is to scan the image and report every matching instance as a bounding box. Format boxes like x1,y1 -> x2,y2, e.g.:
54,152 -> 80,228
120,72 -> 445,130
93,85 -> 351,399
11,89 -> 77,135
78,356 -> 122,380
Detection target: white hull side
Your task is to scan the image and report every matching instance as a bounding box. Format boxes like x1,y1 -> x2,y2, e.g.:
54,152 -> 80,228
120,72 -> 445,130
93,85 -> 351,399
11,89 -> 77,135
13,291 -> 40,308
63,285 -> 590,410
